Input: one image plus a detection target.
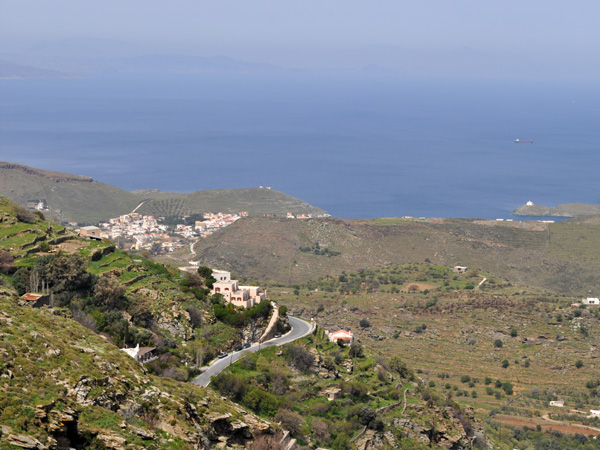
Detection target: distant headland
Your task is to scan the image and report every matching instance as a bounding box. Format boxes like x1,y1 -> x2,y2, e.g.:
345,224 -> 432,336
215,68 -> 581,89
514,201 -> 600,217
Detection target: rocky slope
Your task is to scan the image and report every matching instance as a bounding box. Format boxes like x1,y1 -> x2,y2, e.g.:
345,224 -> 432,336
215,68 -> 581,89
0,294 -> 275,449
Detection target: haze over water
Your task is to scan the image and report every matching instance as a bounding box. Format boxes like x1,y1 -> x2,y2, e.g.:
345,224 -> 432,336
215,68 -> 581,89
2,74 -> 600,219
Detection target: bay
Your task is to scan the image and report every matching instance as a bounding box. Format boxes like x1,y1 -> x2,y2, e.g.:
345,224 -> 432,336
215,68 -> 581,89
1,73 -> 599,219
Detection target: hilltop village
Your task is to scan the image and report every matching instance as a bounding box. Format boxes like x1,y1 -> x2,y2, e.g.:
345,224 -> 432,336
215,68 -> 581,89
74,210 -> 329,254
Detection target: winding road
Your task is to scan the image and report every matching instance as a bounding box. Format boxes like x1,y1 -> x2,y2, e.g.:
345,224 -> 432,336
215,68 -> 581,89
191,316 -> 314,387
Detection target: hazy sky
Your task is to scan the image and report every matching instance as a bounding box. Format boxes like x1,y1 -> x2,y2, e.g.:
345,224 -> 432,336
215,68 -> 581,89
3,1 -> 600,78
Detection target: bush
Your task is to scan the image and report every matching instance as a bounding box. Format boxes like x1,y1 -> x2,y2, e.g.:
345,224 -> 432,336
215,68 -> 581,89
575,360 -> 584,369
285,345 -> 314,372
510,327 -> 518,337
494,339 -> 503,348
359,318 -> 371,328
348,342 -> 364,358
274,409 -> 304,437
14,206 -> 36,223
501,359 -> 509,368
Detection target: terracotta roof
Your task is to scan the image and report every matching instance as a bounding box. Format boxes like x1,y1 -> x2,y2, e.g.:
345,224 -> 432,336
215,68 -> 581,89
20,293 -> 46,301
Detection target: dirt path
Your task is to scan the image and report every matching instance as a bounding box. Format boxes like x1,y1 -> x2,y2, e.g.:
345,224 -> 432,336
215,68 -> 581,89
131,201 -> 146,214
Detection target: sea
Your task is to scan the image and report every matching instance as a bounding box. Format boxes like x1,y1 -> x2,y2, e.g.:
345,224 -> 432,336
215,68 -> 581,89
2,73 -> 600,220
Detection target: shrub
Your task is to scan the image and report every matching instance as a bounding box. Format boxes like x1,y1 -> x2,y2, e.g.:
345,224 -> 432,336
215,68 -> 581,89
501,359 -> 509,368
494,339 -> 503,348
348,342 -> 364,358
510,327 -> 518,337
14,206 -> 36,223
575,360 -> 584,369
359,318 -> 371,328
274,409 -> 304,437
285,345 -> 314,372
461,375 -> 471,383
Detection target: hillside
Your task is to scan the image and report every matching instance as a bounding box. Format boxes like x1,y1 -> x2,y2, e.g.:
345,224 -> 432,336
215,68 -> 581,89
0,59 -> 72,79
136,188 -> 328,218
0,162 -> 141,224
191,216 -> 600,295
0,162 -> 328,224
514,202 -> 600,217
272,264 -> 600,446
0,294 -> 276,449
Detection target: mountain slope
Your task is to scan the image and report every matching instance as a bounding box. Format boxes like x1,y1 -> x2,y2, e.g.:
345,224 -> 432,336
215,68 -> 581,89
192,216 -> 600,295
0,162 -> 328,224
0,294 -> 273,449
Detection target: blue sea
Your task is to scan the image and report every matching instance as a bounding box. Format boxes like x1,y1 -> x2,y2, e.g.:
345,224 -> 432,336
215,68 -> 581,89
1,74 -> 600,219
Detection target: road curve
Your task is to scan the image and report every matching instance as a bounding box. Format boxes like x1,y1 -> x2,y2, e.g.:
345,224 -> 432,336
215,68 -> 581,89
191,315 -> 314,387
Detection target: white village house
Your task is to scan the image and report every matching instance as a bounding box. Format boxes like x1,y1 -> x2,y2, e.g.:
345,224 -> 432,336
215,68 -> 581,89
582,298 -> 600,307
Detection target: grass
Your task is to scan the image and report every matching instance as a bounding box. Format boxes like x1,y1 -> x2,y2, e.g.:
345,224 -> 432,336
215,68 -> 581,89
276,275 -> 600,436
192,215 -> 600,295
0,295 -> 254,448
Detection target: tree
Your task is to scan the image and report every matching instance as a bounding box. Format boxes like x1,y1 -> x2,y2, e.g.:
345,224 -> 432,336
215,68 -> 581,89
390,356 -> 414,381
286,345 -> 314,372
13,205 -> 36,223
197,266 -> 213,279
359,318 -> 371,328
46,253 -> 93,294
274,409 -> 304,437
348,342 -> 364,358
494,339 -> 503,348
95,274 -> 126,309
501,359 -> 509,368
12,267 -> 30,296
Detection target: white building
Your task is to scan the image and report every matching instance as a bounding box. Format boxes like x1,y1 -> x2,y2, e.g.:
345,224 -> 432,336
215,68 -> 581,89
583,298 -> 600,306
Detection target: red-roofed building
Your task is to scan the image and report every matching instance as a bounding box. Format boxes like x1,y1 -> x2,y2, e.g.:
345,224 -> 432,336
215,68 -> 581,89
20,293 -> 50,308
329,330 -> 353,345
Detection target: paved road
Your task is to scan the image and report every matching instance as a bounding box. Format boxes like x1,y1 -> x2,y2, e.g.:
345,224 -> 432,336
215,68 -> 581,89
191,316 -> 314,387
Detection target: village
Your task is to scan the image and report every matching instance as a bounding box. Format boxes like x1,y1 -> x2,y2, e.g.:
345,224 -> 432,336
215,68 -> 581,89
73,211 -> 248,254
73,210 -> 328,254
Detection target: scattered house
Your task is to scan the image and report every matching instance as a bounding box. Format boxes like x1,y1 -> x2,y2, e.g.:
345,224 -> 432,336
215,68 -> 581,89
328,330 -> 354,345
19,293 -> 50,308
453,266 -> 468,274
589,410 -> 600,417
211,270 -> 265,309
79,226 -> 102,240
322,387 -> 342,402
582,298 -> 600,307
121,344 -> 158,364
549,400 -> 564,408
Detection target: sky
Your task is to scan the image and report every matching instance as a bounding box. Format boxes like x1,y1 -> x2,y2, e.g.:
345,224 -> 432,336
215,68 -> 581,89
2,1 -> 600,79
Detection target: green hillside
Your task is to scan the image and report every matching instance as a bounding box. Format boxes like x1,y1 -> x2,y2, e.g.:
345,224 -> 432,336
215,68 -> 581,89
0,294 -> 275,449
0,162 -> 328,224
0,162 -> 141,224
191,216 -> 600,295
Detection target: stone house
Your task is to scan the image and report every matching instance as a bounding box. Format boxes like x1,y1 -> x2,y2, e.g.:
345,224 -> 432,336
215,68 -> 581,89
19,293 -> 50,308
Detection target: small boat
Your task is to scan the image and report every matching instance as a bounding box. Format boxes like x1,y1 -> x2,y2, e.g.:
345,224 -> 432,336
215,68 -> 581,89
515,139 -> 533,144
